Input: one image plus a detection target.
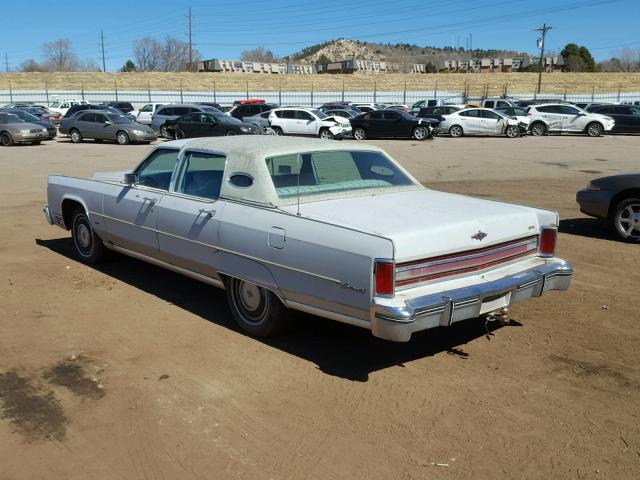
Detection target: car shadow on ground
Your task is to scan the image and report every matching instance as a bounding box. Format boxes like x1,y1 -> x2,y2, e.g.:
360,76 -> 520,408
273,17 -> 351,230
559,217 -> 621,242
36,237 -> 519,382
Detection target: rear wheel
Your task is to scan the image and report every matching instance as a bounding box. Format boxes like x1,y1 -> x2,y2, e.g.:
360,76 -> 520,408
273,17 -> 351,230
0,132 -> 14,146
412,126 -> 428,140
225,277 -> 291,337
70,208 -> 106,264
449,125 -> 463,137
225,130 -> 237,136
586,122 -> 604,137
271,127 -> 283,136
319,128 -> 334,140
610,198 -> 640,242
175,128 -> 186,139
505,125 -> 519,138
70,129 -> 83,143
353,127 -> 367,140
530,122 -> 546,136
116,131 -> 130,145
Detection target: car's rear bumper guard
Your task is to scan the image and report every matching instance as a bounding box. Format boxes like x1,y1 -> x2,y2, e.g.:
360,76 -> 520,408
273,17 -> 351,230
371,258 -> 573,342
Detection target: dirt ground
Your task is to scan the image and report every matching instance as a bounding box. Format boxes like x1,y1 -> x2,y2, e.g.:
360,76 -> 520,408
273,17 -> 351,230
0,134 -> 639,480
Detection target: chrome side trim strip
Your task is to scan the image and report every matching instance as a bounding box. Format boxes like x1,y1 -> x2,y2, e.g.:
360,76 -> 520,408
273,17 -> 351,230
103,243 -> 225,289
286,301 -> 370,329
94,211 -> 342,285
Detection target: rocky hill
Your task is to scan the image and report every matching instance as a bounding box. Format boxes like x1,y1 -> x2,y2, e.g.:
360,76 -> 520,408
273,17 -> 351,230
291,38 -> 524,65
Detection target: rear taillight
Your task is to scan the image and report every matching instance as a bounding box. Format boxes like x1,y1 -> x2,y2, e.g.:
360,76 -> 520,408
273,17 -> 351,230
538,228 -> 557,257
374,260 -> 394,296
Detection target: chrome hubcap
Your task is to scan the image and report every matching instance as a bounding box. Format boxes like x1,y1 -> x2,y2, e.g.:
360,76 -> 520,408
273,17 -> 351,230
414,128 -> 425,139
618,204 -> 640,238
71,132 -> 79,141
532,125 -> 543,135
354,130 -> 364,140
118,133 -> 126,143
239,281 -> 261,312
589,125 -> 601,136
77,223 -> 91,248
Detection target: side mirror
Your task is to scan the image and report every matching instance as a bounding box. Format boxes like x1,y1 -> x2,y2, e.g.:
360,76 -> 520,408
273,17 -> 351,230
123,173 -> 138,185
104,121 -> 113,125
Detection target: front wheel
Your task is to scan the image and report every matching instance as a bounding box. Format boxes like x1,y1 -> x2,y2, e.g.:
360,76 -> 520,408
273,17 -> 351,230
116,131 -> 130,145
319,128 -> 334,140
70,208 -> 106,264
353,127 -> 367,140
225,278 -> 292,337
610,198 -> 640,242
449,125 -> 463,137
412,126 -> 428,141
586,122 -> 604,137
160,124 -> 171,139
271,127 -> 283,136
225,130 -> 237,136
70,129 -> 83,143
175,128 -> 186,139
505,125 -> 519,138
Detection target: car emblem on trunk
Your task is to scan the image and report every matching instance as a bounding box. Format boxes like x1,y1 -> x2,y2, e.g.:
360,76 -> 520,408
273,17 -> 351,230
471,231 -> 488,241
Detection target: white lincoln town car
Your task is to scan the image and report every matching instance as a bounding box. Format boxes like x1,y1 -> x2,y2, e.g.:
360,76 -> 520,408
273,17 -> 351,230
44,136 -> 572,342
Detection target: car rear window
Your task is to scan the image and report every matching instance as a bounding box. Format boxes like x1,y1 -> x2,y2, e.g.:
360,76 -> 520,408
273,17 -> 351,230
265,150 -> 414,198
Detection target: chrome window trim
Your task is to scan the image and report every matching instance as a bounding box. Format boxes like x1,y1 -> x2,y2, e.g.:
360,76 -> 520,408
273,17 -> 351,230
171,148 -> 228,201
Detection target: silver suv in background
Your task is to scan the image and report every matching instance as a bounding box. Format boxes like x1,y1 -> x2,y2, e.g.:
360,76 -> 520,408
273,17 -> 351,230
526,104 -> 615,137
268,107 -> 351,139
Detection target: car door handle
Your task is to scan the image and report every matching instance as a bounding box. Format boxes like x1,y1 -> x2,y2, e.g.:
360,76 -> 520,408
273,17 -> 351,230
199,208 -> 216,217
142,197 -> 157,205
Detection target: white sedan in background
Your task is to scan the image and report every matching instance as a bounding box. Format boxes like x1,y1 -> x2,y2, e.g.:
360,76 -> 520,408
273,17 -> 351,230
439,108 -> 523,138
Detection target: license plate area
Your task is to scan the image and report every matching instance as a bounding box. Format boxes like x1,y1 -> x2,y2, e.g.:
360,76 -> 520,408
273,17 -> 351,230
480,292 -> 511,314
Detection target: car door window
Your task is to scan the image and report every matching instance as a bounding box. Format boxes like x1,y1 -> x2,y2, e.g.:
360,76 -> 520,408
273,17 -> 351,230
281,110 -> 296,119
460,110 -> 481,117
140,104 -> 152,113
136,149 -> 180,190
296,111 -> 314,121
383,111 -> 401,120
369,111 -> 384,119
484,101 -> 495,108
562,106 -> 581,115
481,110 -> 501,120
175,151 -> 226,200
80,112 -> 95,123
181,113 -> 199,123
95,113 -> 109,124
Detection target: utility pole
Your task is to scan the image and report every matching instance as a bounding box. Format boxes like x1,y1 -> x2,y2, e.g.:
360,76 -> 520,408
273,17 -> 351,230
4,52 -> 8,72
535,23 -> 552,94
100,31 -> 106,72
188,7 -> 193,72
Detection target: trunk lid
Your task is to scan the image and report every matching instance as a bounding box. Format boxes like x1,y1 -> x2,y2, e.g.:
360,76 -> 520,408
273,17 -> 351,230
282,189 -> 543,262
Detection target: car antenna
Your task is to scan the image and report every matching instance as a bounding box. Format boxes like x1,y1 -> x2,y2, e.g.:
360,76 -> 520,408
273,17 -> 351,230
296,153 -> 301,216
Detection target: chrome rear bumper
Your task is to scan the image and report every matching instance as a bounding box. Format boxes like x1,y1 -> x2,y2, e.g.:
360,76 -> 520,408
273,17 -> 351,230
371,258 -> 573,342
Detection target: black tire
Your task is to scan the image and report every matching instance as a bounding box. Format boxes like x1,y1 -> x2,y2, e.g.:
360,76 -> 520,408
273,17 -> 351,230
175,128 -> 186,140
609,197 -> 640,243
160,124 -> 171,139
449,125 -> 464,137
116,131 -> 130,145
271,127 -> 283,136
225,130 -> 237,136
31,140 -> 42,145
412,126 -> 428,141
586,122 -> 604,137
70,129 -> 83,143
319,128 -> 334,140
505,125 -> 519,138
0,132 -> 14,146
530,122 -> 546,136
70,208 -> 106,264
225,277 -> 291,337
353,127 -> 367,140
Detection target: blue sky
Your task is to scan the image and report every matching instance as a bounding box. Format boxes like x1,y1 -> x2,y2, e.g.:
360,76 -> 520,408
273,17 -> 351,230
2,0 -> 639,71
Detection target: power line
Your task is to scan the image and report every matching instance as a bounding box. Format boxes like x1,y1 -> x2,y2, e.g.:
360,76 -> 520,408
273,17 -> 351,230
188,7 -> 193,72
4,52 -> 8,73
535,23 -> 552,93
101,31 -> 106,72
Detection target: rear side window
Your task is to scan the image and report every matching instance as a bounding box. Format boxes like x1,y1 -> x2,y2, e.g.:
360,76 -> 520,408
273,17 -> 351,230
460,110 -> 481,118
136,148 -> 180,190
383,111 -> 401,120
157,107 -> 173,116
265,150 -> 414,198
176,151 -> 226,200
79,112 -> 96,122
484,101 -> 495,108
562,106 -> 581,115
537,105 -> 563,114
281,110 -> 296,119
369,111 -> 384,119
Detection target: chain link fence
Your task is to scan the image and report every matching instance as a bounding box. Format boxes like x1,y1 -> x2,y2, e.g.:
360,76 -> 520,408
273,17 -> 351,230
1,87 -> 638,107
